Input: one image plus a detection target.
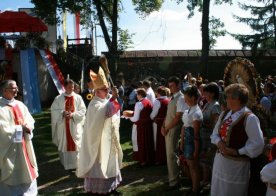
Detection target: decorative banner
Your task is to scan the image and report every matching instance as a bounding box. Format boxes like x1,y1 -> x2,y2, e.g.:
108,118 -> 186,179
80,59 -> 84,93
20,48 -> 41,114
74,12 -> 80,44
39,49 -> 64,94
62,11 -> 67,49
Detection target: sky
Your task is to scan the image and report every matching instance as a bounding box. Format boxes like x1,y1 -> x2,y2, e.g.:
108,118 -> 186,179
0,0 -> 253,55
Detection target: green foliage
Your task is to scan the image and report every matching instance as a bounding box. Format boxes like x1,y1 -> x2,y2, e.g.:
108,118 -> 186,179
15,33 -> 49,50
118,29 -> 135,51
15,36 -> 29,50
260,37 -> 276,48
31,0 -> 162,55
213,0 -> 232,5
209,16 -> 226,48
176,0 -> 232,18
35,36 -> 49,49
31,0 -> 93,27
132,0 -> 164,18
230,33 -> 260,50
175,0 -> 203,18
231,0 -> 276,50
31,0 -> 58,24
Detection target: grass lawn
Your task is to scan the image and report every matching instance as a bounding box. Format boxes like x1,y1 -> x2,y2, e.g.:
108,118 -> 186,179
32,109 -> 198,196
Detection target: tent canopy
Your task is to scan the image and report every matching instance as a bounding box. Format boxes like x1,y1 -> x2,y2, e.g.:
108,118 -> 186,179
0,11 -> 48,33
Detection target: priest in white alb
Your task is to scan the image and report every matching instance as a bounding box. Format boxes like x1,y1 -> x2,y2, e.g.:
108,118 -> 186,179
0,80 -> 38,195
51,78 -> 86,170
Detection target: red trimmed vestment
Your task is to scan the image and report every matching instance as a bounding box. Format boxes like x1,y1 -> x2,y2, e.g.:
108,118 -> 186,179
0,98 -> 38,195
51,92 -> 86,170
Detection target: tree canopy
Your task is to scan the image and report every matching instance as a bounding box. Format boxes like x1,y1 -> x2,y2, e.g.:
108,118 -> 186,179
231,0 -> 276,50
31,0 -> 163,78
31,0 -> 162,52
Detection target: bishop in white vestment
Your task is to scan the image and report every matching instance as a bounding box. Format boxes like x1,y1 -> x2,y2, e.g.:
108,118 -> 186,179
77,85 -> 123,194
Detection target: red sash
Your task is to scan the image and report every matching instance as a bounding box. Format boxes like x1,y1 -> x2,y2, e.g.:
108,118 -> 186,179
65,96 -> 76,151
8,104 -> 37,180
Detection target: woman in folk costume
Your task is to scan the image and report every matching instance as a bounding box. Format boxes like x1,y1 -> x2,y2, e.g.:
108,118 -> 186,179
150,86 -> 169,165
51,78 -> 86,170
77,60 -> 123,195
223,57 -> 268,196
127,88 -> 155,166
0,80 -> 38,195
210,83 -> 264,196
261,141 -> 276,196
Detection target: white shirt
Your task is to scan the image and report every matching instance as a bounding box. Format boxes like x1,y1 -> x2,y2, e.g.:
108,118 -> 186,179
182,105 -> 203,127
174,92 -> 187,113
210,106 -> 264,158
260,160 -> 276,196
130,99 -> 146,122
260,96 -> 271,113
150,96 -> 167,120
146,87 -> 156,104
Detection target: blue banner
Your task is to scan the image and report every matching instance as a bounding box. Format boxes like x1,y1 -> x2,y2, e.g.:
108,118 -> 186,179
20,49 -> 41,114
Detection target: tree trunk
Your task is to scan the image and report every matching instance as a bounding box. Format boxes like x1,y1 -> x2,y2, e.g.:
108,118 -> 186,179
94,0 -> 112,51
201,0 -> 210,78
94,0 -> 118,82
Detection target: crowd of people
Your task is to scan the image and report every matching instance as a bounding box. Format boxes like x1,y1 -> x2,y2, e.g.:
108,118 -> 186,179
119,73 -> 276,196
0,68 -> 276,196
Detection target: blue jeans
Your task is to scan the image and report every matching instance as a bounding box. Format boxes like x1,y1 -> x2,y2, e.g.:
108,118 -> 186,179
184,127 -> 195,160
